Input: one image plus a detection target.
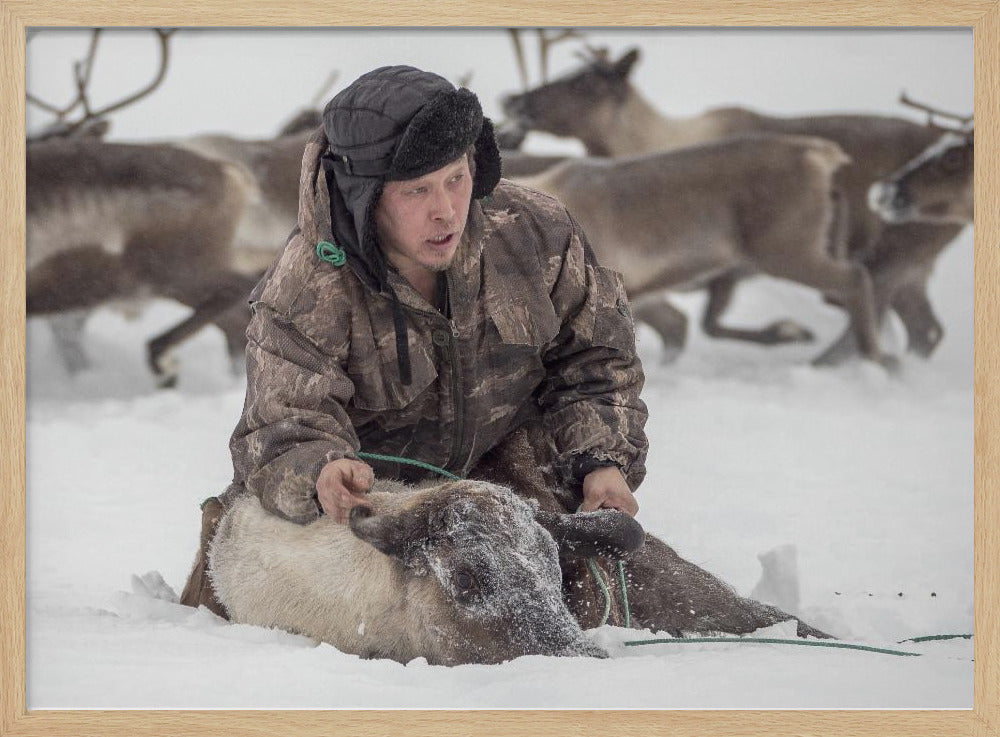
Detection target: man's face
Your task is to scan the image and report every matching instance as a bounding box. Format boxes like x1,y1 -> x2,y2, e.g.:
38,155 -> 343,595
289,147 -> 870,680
375,155 -> 474,277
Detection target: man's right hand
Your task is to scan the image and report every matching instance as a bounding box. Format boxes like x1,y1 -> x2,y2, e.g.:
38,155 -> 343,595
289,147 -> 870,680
316,458 -> 375,523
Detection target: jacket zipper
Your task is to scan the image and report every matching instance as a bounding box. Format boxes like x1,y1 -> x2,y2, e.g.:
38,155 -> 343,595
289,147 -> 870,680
445,314 -> 465,473
396,293 -> 465,476
444,269 -> 464,472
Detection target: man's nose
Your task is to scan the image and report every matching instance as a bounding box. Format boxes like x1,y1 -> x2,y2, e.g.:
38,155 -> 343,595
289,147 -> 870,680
429,186 -> 455,221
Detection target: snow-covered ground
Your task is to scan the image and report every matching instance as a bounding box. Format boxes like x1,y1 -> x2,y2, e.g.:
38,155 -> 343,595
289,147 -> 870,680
25,28 -> 973,709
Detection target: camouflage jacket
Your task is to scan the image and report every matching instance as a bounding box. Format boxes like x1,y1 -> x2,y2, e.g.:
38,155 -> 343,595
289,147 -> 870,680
225,133 -> 648,523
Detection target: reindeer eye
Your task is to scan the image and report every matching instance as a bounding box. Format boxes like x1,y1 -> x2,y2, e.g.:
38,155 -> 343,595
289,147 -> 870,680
453,570 -> 477,593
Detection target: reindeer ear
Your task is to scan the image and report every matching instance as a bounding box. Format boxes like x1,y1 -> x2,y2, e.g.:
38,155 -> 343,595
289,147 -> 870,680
349,506 -> 430,570
614,48 -> 640,79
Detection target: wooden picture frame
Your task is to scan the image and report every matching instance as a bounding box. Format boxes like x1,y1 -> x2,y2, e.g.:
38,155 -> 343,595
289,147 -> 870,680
2,3 -> 997,735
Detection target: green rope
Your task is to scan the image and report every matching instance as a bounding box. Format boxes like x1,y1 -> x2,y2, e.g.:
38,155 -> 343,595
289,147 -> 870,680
898,633 -> 973,644
618,560 -> 631,629
586,558 -> 613,626
623,636 -> 923,657
315,240 -> 346,267
356,451 -> 461,481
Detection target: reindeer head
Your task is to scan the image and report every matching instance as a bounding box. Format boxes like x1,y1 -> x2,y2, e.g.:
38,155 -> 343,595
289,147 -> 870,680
350,480 -> 642,664
868,127 -> 974,225
501,47 -> 641,146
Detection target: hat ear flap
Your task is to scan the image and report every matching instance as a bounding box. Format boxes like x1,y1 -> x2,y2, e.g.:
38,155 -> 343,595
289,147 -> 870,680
472,117 -> 502,200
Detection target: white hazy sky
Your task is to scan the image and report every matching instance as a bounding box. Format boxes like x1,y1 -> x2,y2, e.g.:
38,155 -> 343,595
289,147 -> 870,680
26,28 -> 973,147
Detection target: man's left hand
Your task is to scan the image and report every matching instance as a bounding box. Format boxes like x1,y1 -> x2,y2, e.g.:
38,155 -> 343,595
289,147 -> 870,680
579,466 -> 638,517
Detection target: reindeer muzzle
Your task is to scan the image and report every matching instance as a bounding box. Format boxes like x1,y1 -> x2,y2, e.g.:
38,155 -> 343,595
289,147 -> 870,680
534,508 -> 645,558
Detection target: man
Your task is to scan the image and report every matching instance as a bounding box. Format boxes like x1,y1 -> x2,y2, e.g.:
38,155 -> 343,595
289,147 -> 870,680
180,65 -> 648,614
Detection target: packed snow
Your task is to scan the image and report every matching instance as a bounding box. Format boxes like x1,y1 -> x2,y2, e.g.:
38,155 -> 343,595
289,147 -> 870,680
25,28 -> 973,709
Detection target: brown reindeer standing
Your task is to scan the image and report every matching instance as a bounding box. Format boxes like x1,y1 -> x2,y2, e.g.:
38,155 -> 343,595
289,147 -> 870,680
27,29 -> 261,385
27,137 -> 261,385
502,46 -> 968,362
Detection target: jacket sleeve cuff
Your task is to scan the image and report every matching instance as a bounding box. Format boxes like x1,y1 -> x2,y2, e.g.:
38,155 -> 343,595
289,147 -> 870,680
568,452 -> 623,487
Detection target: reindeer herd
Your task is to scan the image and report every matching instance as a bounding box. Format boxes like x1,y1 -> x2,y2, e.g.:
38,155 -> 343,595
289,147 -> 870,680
26,31 -> 974,385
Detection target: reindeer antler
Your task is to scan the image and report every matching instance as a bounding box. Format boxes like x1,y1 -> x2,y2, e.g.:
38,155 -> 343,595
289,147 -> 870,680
26,29 -> 103,120
508,27 -> 585,89
27,28 -> 176,138
536,28 -> 582,82
507,28 -> 529,91
899,91 -> 973,130
309,69 -> 341,108
574,44 -> 611,66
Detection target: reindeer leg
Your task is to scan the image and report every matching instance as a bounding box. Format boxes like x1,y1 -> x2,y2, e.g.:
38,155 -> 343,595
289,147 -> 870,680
149,270 -> 261,387
851,220 -> 960,361
28,249 -> 134,374
701,272 -> 815,346
764,252 -> 895,371
48,310 -> 92,374
625,534 -> 830,638
630,294 -> 688,363
891,280 -> 944,358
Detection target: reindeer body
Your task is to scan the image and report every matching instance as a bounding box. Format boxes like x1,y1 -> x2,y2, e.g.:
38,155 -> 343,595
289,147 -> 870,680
520,135 -> 847,293
179,130 -> 310,273
515,136 -> 895,366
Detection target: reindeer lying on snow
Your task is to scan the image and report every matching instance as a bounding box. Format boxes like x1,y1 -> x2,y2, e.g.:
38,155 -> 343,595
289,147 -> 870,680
211,483 -> 619,664
208,428 -> 828,665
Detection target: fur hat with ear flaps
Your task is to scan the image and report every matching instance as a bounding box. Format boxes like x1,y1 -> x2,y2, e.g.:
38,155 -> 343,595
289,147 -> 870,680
320,65 -> 502,385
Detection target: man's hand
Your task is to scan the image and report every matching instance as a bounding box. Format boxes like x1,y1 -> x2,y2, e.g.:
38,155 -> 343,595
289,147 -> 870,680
579,465 -> 638,517
316,458 -> 375,523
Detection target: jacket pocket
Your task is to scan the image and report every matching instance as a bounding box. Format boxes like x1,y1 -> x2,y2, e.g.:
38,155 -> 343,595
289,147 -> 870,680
348,326 -> 438,411
488,299 -> 561,349
590,266 -> 636,352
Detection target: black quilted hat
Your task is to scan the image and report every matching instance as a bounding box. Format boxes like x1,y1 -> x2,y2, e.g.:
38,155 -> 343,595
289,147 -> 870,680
322,66 -> 501,273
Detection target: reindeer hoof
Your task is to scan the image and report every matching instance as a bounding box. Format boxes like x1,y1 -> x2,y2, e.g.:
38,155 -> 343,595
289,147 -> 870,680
907,326 -> 943,358
878,354 -> 902,376
659,344 -> 684,365
149,351 -> 180,389
764,320 -> 814,345
156,373 -> 178,390
796,620 -> 833,639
